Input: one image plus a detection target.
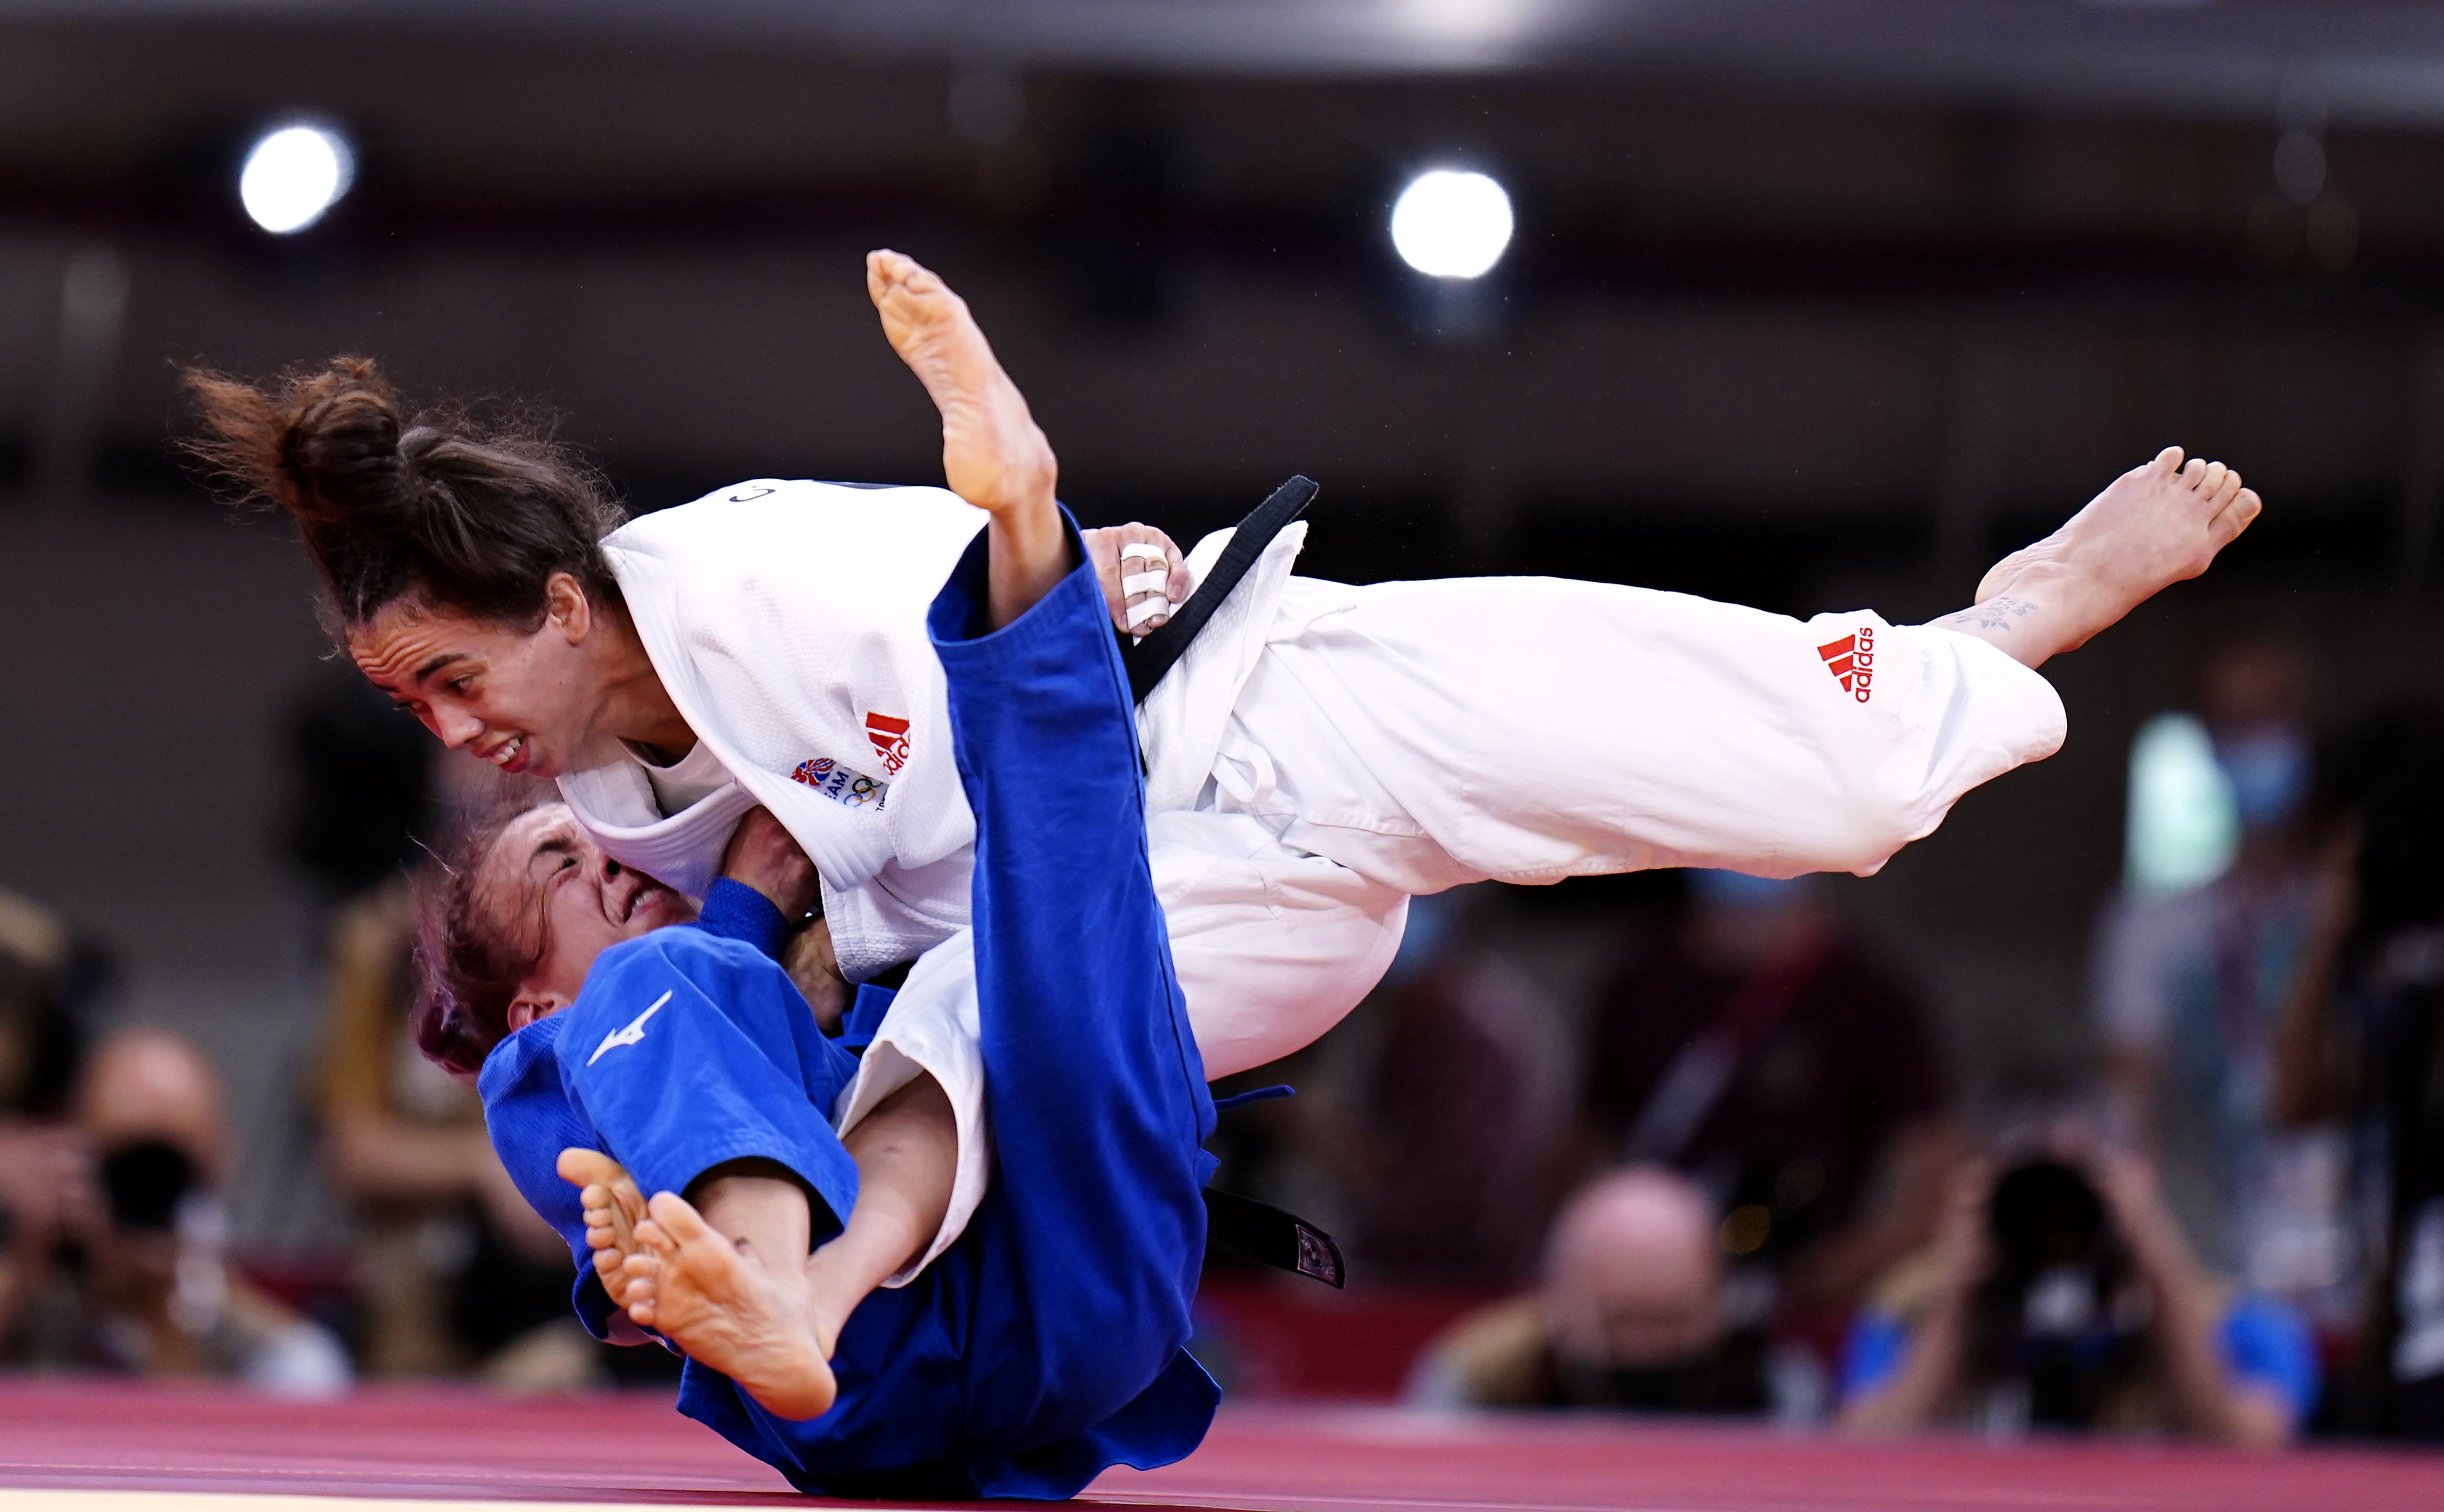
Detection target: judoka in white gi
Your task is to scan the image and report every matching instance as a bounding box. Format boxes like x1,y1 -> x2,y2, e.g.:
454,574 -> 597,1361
190,251 -> 2263,1274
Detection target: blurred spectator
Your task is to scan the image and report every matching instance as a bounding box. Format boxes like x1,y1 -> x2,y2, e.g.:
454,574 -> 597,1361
1577,870 -> 1956,1350
1837,1132 -> 2315,1443
1408,1165 -> 1770,1413
0,887 -> 108,1364
2267,708 -> 2444,1436
5,1028 -> 349,1392
2090,641 -> 2349,1317
316,877 -> 600,1383
1338,891 -> 1569,1281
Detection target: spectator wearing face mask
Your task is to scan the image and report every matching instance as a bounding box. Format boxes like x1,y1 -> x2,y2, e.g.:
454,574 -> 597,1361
2090,640 -> 2350,1324
1837,1134 -> 2316,1443
2266,708 -> 2444,1437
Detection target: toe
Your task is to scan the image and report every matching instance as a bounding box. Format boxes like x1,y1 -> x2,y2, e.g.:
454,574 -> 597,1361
2152,445 -> 2185,475
2212,468 -> 2244,511
558,1147 -> 619,1187
2199,460 -> 2227,498
2180,456 -> 2208,489
2215,487 -> 2264,542
633,1216 -> 674,1258
646,1190 -> 717,1249
867,249 -> 910,306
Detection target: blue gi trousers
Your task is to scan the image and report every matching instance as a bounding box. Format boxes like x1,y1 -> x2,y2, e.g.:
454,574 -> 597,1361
479,532 -> 1219,1499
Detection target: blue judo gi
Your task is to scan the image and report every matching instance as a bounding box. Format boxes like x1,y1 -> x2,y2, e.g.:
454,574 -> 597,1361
478,531 -> 1221,1498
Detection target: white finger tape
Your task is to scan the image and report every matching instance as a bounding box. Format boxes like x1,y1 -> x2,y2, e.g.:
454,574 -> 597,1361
1121,569 -> 1170,597
1126,595 -> 1173,631
1118,542 -> 1168,566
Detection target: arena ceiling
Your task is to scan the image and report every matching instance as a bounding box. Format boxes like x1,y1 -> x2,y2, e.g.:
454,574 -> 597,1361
0,0 -> 2439,123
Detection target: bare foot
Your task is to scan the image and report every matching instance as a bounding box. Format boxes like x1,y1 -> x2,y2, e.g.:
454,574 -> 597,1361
557,1148 -> 647,1308
623,1190 -> 838,1420
1947,447 -> 2262,665
866,249 -> 1057,522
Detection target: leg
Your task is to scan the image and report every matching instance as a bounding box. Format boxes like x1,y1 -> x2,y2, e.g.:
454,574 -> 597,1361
924,528 -> 1217,1446
594,1074 -> 958,1421
867,249 -> 1072,630
1937,447 -> 2262,667
1229,574 -> 2069,888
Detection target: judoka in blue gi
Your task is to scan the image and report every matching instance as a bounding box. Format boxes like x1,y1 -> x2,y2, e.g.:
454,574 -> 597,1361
465,424 -> 1218,1492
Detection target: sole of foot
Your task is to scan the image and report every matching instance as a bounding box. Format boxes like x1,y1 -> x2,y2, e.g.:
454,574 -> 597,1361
626,1190 -> 838,1421
1975,446 -> 2263,654
558,1148 -> 648,1306
865,248 -> 1057,521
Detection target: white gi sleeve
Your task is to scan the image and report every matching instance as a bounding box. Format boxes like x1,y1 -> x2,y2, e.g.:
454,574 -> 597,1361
832,930 -> 985,1287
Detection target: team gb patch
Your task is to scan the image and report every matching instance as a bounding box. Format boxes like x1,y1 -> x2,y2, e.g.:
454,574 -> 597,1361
792,757 -> 888,810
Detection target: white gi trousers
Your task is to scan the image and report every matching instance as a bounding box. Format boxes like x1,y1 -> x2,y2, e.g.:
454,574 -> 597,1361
1161,573 -> 2067,1079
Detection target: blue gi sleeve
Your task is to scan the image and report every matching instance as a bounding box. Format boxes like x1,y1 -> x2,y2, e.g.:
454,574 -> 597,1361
1838,1308 -> 1912,1402
696,877 -> 790,959
2217,1293 -> 2320,1431
553,928 -> 864,1240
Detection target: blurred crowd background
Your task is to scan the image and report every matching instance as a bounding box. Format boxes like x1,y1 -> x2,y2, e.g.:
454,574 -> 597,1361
8,0 -> 2444,1448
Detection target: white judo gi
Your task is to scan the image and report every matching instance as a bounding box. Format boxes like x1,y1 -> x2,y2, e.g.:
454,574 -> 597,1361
557,479 -> 2067,1272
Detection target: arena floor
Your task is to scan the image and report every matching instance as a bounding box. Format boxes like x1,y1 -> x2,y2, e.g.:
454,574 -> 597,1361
0,1380 -> 2436,1512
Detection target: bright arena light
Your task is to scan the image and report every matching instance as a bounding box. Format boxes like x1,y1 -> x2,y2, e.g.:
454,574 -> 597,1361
1390,169 -> 1513,279
239,124 -> 355,234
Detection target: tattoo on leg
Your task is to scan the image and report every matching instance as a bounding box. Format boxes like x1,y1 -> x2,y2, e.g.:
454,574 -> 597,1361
1939,595 -> 2038,633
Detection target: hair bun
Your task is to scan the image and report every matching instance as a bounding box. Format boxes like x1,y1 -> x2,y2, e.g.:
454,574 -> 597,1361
280,366 -> 408,522
183,353 -> 627,628
182,355 -> 410,528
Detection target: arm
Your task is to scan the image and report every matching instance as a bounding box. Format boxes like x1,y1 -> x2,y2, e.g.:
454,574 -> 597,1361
2269,826 -> 2361,1127
1839,1160 -> 1991,1435
713,807 -> 851,1030
0,1122 -> 96,1349
2092,1148 -> 2296,1445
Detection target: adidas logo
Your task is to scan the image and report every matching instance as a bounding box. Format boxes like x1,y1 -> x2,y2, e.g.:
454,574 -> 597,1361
1818,627 -> 1876,703
865,712 -> 912,774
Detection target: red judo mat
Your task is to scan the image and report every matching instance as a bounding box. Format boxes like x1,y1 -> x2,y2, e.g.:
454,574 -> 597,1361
0,1378 -> 2439,1512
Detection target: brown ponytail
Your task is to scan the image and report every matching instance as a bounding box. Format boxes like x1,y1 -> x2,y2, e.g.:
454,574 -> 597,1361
182,357 -> 627,630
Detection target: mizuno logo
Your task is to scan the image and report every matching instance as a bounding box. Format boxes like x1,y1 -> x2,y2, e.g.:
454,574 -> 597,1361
588,990 -> 672,1066
1818,627 -> 1876,703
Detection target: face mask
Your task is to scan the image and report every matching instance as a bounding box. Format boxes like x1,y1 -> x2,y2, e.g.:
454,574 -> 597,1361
2214,726 -> 2309,832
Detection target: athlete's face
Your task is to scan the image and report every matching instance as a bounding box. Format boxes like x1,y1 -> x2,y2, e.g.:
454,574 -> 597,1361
481,803 -> 695,1027
349,573 -> 607,781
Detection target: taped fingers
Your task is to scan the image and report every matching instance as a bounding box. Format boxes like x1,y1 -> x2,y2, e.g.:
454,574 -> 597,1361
1119,537 -> 1177,633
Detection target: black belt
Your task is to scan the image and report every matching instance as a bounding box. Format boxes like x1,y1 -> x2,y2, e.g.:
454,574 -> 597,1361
1123,475 -> 1318,705
1203,1187 -> 1345,1288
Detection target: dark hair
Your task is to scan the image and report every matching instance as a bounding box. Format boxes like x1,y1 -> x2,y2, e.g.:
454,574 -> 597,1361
412,793 -> 555,1076
182,356 -> 627,631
